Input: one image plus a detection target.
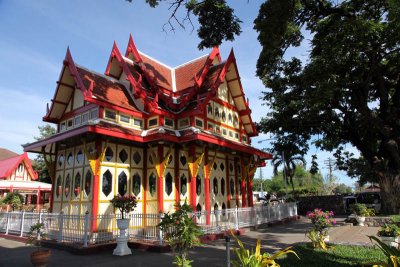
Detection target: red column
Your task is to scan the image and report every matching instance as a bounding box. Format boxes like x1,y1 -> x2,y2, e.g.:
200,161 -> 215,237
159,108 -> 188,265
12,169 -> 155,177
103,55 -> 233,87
247,177 -> 254,207
157,144 -> 164,213
240,157 -> 247,208
204,147 -> 211,224
91,140 -> 101,232
225,155 -> 230,208
189,144 -> 196,209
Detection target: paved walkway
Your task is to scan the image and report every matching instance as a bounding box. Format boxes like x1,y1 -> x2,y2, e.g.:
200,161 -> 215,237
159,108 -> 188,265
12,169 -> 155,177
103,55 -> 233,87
0,217 -> 380,267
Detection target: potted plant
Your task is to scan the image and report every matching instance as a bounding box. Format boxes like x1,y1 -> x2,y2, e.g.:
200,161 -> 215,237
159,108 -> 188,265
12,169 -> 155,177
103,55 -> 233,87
306,208 -> 336,250
378,223 -> 400,249
27,222 -> 51,267
350,203 -> 374,226
110,194 -> 137,256
158,201 -> 202,267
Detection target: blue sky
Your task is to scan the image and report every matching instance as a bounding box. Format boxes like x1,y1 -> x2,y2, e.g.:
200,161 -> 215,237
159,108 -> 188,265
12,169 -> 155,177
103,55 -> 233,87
0,0 -> 358,186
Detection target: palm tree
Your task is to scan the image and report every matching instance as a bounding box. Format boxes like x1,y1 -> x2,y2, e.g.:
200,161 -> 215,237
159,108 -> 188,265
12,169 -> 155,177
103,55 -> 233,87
272,152 -> 306,195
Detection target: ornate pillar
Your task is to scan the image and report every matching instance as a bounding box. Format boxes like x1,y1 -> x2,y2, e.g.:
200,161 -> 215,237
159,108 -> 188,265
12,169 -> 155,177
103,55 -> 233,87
91,139 -> 102,232
204,147 -> 211,224
189,144 -> 196,209
157,144 -> 164,213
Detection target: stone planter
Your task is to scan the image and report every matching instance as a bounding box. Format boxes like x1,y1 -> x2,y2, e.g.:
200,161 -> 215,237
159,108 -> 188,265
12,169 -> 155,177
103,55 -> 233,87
356,216 -> 366,226
380,236 -> 399,249
113,219 -> 131,256
30,249 -> 51,267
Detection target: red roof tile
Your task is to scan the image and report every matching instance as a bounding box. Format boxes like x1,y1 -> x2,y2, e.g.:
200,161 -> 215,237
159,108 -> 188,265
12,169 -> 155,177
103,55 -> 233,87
175,56 -> 208,91
0,153 -> 38,179
76,66 -> 139,112
139,53 -> 172,90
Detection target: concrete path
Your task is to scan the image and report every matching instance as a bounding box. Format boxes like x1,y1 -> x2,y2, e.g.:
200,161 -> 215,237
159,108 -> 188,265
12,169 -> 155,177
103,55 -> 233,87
0,216 -> 380,267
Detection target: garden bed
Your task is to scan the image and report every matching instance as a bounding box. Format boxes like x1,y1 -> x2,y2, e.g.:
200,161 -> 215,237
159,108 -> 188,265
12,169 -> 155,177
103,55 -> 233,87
276,244 -> 387,267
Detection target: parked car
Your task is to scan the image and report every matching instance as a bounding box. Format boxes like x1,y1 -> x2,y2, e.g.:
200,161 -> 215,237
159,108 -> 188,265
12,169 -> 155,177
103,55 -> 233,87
343,192 -> 381,213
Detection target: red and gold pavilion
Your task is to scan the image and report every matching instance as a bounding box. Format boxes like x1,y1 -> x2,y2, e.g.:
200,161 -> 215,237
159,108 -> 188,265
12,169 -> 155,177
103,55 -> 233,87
23,36 -> 271,223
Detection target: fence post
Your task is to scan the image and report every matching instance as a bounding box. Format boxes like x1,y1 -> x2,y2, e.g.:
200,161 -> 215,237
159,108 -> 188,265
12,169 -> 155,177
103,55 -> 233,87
215,210 -> 219,232
267,205 -> 271,222
38,211 -> 43,240
235,207 -> 239,230
5,212 -> 10,235
83,211 -> 89,247
20,211 -> 26,237
158,212 -> 163,246
253,207 -> 258,227
57,211 -> 64,242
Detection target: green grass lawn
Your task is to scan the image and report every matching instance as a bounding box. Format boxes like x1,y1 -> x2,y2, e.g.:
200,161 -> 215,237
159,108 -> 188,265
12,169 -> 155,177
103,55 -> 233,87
276,244 -> 387,267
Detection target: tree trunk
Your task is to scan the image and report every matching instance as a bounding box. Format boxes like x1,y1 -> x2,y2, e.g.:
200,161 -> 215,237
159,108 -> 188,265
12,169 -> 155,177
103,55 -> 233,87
379,173 -> 400,214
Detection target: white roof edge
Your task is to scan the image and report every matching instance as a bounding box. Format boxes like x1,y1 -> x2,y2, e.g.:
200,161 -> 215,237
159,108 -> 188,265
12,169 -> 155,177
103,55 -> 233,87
171,68 -> 177,92
174,54 -> 208,69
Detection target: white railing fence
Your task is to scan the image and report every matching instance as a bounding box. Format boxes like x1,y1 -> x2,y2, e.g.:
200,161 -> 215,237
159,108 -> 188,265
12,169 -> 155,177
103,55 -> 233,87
0,203 -> 297,247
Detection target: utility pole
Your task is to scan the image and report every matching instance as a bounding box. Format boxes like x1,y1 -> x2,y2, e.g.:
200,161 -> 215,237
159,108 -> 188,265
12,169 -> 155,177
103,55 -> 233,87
324,157 -> 335,181
259,168 -> 263,193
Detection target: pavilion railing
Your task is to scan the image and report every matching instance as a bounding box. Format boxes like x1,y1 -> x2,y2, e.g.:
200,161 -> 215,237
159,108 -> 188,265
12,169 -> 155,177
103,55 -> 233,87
0,202 -> 297,247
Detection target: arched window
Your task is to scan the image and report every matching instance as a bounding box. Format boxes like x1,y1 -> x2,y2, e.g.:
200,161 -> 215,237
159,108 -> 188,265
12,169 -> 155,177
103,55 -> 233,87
149,173 -> 156,196
118,171 -> 127,196
132,173 -> 141,196
230,178 -> 235,197
105,147 -> 113,161
180,174 -> 187,196
132,151 -> 141,165
213,177 -> 218,195
221,178 -> 225,196
56,175 -> 62,198
102,170 -> 112,197
74,172 -> 81,197
58,154 -> 64,167
119,149 -> 128,163
17,163 -> 23,173
165,172 -> 173,196
180,155 -> 187,166
196,175 -> 201,196
85,171 -> 92,196
67,152 -> 73,166
76,150 -> 83,164
65,174 -> 71,197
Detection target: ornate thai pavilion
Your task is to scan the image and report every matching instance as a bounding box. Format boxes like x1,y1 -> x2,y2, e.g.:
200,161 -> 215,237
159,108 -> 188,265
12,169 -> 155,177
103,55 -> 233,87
23,36 -> 271,226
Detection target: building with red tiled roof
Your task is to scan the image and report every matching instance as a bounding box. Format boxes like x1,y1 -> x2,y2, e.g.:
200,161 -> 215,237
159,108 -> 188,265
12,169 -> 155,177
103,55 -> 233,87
23,35 -> 271,230
0,151 -> 51,211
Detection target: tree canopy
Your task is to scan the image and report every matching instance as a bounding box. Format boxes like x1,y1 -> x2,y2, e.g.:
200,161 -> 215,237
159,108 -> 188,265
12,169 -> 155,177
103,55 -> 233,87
32,125 -> 56,184
129,0 -> 400,212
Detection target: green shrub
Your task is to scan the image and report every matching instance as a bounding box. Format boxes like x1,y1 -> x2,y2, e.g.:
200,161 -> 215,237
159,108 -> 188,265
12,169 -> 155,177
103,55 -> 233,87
3,192 -> 23,211
350,203 -> 375,217
378,224 -> 400,237
158,201 -> 202,267
390,215 -> 400,227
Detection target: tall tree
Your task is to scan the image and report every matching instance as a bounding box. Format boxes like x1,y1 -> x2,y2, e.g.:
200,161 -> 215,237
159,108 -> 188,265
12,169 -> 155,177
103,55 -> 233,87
32,125 -> 56,184
255,0 -> 400,213
270,141 -> 306,194
128,0 -> 400,212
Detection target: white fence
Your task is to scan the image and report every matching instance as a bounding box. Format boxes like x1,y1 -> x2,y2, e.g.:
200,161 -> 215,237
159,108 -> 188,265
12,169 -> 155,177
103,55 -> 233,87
0,203 -> 297,247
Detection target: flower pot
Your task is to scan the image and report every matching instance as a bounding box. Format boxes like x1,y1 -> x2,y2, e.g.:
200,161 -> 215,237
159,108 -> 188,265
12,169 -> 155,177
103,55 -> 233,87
380,236 -> 399,248
30,249 -> 51,267
355,216 -> 366,226
113,219 -> 131,256
116,218 -> 129,230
